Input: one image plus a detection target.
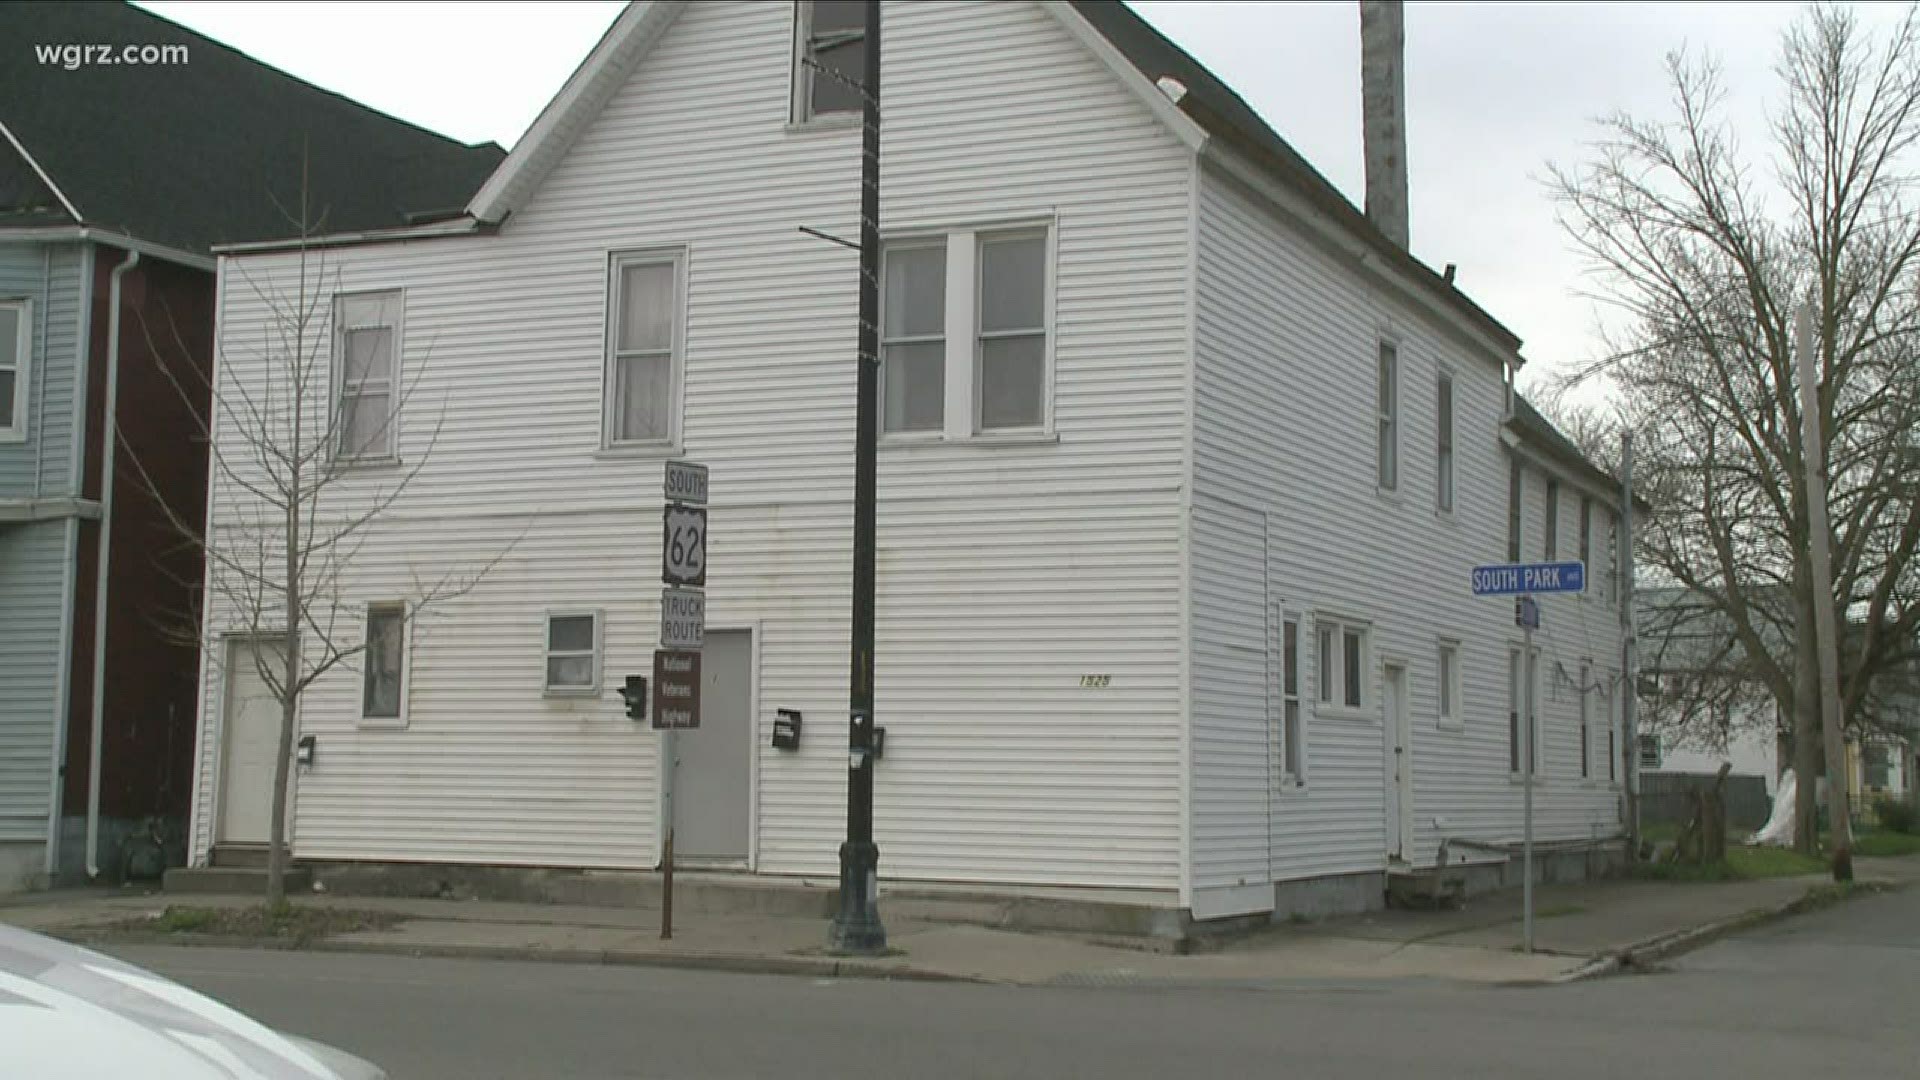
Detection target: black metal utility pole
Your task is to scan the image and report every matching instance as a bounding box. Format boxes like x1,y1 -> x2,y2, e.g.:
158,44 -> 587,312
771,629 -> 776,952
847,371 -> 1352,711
829,0 -> 887,956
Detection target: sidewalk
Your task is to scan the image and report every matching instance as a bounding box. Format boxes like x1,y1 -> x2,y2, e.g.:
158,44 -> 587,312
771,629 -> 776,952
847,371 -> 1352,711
5,855 -> 1914,989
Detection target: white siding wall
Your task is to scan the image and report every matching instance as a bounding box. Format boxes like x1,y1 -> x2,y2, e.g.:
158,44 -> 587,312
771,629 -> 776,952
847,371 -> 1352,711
192,1 -> 1192,889
1190,165 -> 1623,908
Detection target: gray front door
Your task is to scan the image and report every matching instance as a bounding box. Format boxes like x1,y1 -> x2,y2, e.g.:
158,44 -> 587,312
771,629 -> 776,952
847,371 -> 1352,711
672,629 -> 751,862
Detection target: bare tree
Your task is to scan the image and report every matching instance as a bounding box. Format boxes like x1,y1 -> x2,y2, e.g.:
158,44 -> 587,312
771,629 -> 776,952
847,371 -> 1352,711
124,201 -> 508,907
1548,5 -> 1920,866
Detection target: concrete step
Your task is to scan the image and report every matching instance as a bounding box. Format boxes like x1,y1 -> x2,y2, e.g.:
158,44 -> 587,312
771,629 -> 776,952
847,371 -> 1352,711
164,865 -> 312,896
209,844 -> 289,869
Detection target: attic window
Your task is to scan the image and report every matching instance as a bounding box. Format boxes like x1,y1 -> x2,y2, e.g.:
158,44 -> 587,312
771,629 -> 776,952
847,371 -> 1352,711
795,1 -> 866,122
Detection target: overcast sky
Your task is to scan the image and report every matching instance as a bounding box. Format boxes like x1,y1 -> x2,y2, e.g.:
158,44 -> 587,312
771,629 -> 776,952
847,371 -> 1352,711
138,1 -> 1910,393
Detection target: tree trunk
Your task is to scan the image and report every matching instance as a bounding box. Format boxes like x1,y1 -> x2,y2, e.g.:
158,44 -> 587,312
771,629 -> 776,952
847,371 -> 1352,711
267,656 -> 296,910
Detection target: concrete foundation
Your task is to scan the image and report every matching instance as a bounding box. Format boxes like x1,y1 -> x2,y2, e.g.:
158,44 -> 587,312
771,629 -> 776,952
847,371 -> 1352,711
55,814 -> 182,886
1271,870 -> 1387,922
0,841 -> 47,893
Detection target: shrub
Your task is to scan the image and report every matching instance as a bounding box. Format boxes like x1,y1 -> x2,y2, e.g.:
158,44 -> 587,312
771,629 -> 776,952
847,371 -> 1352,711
1873,797 -> 1917,835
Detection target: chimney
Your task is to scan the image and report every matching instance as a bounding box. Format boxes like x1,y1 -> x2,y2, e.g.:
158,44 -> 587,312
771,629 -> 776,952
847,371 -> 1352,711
1359,0 -> 1409,249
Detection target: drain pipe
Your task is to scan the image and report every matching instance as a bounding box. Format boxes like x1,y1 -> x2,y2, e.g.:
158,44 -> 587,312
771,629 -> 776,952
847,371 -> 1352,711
86,247 -> 139,880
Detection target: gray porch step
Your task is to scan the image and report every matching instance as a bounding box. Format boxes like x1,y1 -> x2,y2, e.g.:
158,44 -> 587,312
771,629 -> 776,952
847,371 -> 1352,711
208,844 -> 290,869
163,865 -> 312,896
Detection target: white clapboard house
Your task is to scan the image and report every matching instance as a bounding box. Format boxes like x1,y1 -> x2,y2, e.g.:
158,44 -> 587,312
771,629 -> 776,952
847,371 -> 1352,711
188,0 -> 1635,922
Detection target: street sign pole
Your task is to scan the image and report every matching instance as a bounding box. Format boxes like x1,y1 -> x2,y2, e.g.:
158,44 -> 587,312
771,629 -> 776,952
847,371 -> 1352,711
657,459 -> 707,942
1522,600 -> 1534,955
661,728 -> 675,940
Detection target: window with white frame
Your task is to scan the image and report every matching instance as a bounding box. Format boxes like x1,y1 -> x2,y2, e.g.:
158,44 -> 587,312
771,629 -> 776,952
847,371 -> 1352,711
1507,456 -> 1523,562
1438,640 -> 1461,727
544,611 -> 602,694
977,231 -> 1047,430
1579,494 -> 1593,572
1435,374 -> 1454,512
1317,617 -> 1368,711
1376,340 -> 1399,491
1544,478 -> 1560,560
1281,614 -> 1304,781
881,241 -> 945,433
0,299 -> 28,439
1579,660 -> 1592,778
1608,671 -> 1620,782
334,291 -> 402,461
1508,646 -> 1538,774
792,1 -> 865,122
362,603 -> 407,722
606,251 -> 683,447
1508,647 -> 1523,773
881,225 -> 1051,438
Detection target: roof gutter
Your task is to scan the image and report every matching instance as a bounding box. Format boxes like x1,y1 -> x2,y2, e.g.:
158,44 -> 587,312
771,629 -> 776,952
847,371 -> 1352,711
86,247 -> 139,881
211,215 -> 488,256
0,226 -> 213,272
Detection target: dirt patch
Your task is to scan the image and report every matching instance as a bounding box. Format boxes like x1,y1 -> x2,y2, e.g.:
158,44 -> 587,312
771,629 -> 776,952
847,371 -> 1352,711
109,904 -> 407,946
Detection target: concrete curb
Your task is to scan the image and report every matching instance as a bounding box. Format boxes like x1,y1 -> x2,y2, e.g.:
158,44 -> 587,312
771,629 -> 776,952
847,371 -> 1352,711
1546,879 -> 1906,985
49,928 -> 980,985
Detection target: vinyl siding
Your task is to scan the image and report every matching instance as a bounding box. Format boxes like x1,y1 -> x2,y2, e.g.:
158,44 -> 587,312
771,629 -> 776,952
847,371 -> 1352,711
192,1 -> 1191,888
1190,164 -> 1622,908
0,242 -> 84,852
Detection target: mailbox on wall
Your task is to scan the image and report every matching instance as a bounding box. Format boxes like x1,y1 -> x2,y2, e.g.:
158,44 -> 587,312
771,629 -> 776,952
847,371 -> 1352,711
772,709 -> 802,750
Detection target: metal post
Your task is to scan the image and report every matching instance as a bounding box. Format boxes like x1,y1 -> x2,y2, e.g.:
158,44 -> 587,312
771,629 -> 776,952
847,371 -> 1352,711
1523,609 -> 1535,954
1795,304 -> 1853,881
661,728 -> 675,940
829,0 -> 887,955
1621,433 -> 1640,858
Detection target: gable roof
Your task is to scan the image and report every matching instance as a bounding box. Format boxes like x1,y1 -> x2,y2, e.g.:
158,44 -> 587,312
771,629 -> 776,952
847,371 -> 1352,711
0,1 -> 505,257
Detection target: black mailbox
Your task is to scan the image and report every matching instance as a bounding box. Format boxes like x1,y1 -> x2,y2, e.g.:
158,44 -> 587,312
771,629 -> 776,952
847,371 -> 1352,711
871,726 -> 885,761
772,708 -> 802,750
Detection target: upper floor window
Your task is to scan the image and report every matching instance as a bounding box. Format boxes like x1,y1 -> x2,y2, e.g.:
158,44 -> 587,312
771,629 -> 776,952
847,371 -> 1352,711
881,225 -> 1051,438
1435,374 -> 1454,512
0,299 -> 27,441
1579,494 -> 1593,571
606,251 -> 684,447
1507,456 -> 1523,562
1376,341 -> 1399,491
881,242 -> 945,434
977,231 -> 1047,431
793,1 -> 865,123
333,291 -> 402,461
1543,478 -> 1560,560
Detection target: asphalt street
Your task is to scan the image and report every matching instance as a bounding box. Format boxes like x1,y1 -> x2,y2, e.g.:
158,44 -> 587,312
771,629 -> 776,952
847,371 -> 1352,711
111,886 -> 1920,1080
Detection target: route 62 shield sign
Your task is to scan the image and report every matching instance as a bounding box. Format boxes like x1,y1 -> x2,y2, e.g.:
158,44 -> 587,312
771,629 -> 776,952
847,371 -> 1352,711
662,504 -> 707,587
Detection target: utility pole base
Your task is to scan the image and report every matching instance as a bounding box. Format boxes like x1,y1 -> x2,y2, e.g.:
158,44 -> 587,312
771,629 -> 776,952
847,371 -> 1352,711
827,840 -> 887,955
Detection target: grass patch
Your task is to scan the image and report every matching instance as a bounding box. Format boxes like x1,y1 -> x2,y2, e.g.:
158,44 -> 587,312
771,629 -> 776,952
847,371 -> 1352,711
1851,831 -> 1920,858
120,904 -> 404,945
1631,844 -> 1828,882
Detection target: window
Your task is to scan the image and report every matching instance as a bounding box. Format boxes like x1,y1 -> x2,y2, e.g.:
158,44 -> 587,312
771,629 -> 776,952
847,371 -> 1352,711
606,252 -> 683,446
1317,618 -> 1368,710
1579,495 -> 1593,573
1435,374 -> 1454,512
1507,456 -> 1523,562
1579,660 -> 1592,778
1508,646 -> 1538,774
1508,648 -> 1523,773
793,1 -> 865,122
881,242 -> 945,433
1606,510 -> 1620,602
1543,478 -> 1560,560
333,291 -> 402,460
361,603 -> 407,722
977,232 -> 1047,430
1376,341 -> 1399,490
1438,641 -> 1461,728
1280,615 -> 1304,781
0,299 -> 27,440
1638,733 -> 1662,770
1610,693 -> 1620,782
545,611 -> 603,694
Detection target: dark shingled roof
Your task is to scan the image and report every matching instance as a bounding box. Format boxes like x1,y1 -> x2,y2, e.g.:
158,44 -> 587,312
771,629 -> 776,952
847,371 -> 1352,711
1068,0 -> 1522,356
0,1 -> 504,255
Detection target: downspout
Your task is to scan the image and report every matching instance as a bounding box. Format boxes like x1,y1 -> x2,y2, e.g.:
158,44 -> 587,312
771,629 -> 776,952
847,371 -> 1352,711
86,247 -> 138,879
46,243 -> 95,879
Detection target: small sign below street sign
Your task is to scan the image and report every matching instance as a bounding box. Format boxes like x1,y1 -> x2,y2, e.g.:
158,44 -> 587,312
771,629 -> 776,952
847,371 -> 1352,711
1515,596 -> 1540,630
662,505 -> 708,587
651,649 -> 702,730
664,460 -> 709,506
1471,561 -> 1586,596
660,587 -> 706,649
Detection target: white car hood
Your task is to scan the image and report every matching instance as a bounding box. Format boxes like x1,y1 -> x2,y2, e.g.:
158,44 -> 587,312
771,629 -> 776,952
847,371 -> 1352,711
0,923 -> 382,1079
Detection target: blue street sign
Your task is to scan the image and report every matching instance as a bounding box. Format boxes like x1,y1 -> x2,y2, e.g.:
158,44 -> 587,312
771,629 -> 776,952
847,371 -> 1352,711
1471,561 -> 1586,596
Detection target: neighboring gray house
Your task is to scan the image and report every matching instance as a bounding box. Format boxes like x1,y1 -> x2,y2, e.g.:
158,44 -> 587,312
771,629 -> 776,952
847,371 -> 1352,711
0,0 -> 500,891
